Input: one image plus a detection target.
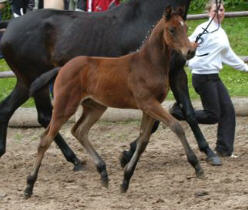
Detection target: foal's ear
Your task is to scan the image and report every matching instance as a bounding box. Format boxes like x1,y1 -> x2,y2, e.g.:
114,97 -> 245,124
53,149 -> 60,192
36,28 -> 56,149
176,6 -> 185,18
164,5 -> 172,21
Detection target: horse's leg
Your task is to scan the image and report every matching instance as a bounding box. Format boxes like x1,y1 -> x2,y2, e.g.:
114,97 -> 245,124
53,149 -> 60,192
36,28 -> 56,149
169,60 -> 221,166
33,88 -> 84,171
0,82 -> 29,156
144,100 -> 204,178
121,112 -> 155,193
71,101 -> 108,187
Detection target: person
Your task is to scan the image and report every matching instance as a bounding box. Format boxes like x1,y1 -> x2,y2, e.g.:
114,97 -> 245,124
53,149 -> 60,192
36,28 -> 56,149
86,0 -> 119,12
43,0 -> 64,10
34,0 -> 43,9
9,0 -> 34,17
170,0 -> 248,157
72,0 -> 119,12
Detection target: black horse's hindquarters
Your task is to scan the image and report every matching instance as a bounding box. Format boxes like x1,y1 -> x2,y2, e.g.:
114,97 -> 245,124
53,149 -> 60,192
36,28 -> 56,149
0,0 -> 220,169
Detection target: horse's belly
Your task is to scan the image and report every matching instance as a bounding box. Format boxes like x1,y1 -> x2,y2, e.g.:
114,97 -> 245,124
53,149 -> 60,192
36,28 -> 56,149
100,94 -> 137,109
89,91 -> 137,109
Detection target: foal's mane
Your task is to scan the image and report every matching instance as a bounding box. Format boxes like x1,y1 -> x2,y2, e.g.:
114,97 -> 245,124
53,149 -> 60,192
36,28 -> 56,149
138,8 -> 185,52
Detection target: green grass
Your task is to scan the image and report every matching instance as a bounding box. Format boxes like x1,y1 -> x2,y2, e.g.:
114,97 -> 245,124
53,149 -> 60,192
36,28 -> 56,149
0,60 -> 34,107
188,1 -> 248,14
0,16 -> 247,105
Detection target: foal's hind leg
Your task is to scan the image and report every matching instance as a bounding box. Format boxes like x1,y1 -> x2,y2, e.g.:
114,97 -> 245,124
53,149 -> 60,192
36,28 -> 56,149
71,101 -> 108,187
0,82 -> 29,156
119,122 -> 159,168
24,127 -> 52,198
121,112 -> 155,193
24,92 -> 81,198
33,89 -> 84,171
24,110 -> 74,198
24,119 -> 65,198
143,100 -> 204,178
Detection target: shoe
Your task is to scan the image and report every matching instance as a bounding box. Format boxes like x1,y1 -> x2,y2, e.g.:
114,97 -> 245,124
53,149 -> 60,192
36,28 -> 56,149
169,102 -> 185,120
215,149 -> 233,157
230,154 -> 238,158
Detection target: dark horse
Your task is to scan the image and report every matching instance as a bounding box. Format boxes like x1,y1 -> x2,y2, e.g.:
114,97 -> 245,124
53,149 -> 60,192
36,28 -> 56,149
25,7 -> 203,198
0,0 -> 220,168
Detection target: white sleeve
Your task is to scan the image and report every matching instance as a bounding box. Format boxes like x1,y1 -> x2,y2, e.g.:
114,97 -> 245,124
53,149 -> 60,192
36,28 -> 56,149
188,25 -> 202,42
221,44 -> 248,72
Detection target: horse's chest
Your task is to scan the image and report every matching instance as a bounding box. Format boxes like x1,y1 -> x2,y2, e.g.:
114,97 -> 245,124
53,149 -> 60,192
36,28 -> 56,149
155,78 -> 170,102
144,74 -> 170,102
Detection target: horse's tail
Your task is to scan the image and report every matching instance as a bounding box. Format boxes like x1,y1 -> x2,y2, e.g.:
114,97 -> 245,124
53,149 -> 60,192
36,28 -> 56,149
29,67 -> 60,97
0,20 -> 10,29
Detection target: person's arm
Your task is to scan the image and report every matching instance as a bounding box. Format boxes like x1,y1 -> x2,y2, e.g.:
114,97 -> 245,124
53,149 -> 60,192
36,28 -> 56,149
188,24 -> 202,43
221,39 -> 248,72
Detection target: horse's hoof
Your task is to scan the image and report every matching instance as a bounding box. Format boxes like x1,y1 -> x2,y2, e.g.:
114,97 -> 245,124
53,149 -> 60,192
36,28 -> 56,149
206,155 -> 222,166
73,160 -> 87,172
119,151 -> 130,168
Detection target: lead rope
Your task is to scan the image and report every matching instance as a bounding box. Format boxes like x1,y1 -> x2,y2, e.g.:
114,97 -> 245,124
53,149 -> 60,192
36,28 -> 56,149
195,0 -> 222,44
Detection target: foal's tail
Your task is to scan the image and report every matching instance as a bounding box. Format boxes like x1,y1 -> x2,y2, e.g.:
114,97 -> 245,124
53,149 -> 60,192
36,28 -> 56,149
29,67 -> 60,97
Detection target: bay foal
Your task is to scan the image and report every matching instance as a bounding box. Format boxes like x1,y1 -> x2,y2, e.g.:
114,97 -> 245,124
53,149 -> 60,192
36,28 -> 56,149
25,6 -> 203,198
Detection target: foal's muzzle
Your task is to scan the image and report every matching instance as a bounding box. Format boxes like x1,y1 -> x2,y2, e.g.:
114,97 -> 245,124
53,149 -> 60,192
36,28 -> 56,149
186,49 -> 196,60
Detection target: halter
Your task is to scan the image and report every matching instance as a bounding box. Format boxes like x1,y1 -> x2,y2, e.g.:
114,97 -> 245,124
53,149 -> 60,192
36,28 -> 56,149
195,0 -> 222,44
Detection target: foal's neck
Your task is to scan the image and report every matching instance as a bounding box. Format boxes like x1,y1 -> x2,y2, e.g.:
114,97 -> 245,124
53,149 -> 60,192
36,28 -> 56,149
139,19 -> 170,68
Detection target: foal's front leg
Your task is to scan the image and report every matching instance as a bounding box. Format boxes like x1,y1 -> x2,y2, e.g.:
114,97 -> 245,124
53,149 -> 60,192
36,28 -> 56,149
33,89 -> 84,171
144,100 -> 204,178
121,113 -> 155,193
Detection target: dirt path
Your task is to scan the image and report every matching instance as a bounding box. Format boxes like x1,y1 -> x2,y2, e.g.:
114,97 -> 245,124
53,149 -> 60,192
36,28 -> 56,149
0,117 -> 247,210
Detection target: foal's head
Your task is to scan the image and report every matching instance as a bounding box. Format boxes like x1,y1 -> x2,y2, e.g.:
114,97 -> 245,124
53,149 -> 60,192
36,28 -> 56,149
163,6 -> 195,60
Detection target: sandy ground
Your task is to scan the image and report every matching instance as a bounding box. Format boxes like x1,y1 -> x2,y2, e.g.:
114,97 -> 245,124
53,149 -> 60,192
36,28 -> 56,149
0,117 -> 247,210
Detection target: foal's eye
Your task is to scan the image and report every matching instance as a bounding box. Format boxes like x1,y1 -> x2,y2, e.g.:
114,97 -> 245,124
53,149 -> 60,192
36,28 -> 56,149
169,27 -> 175,34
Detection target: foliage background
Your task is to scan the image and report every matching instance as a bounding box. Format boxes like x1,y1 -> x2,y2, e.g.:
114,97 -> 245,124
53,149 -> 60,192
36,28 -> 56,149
189,0 -> 248,13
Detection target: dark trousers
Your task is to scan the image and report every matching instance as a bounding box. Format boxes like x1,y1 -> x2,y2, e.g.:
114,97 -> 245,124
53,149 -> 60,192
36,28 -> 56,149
192,74 -> 236,155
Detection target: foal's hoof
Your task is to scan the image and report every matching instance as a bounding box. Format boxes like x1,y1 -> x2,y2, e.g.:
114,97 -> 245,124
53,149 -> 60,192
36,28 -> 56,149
196,168 -> 205,179
206,155 -> 222,166
119,151 -> 130,168
120,184 -> 128,193
101,176 -> 109,188
73,160 -> 87,172
120,180 -> 129,193
24,188 -> 32,199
